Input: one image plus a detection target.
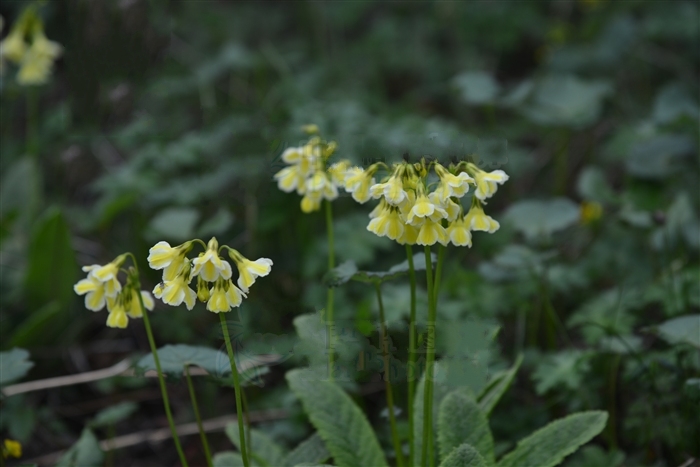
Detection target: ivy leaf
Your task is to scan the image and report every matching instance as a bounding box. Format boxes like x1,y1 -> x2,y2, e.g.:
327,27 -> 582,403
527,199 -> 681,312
286,368 -> 388,467
89,402 -> 138,428
496,411 -> 608,467
438,390 -> 495,464
439,443 -> 489,467
477,354 -> 522,415
324,252 -> 435,288
136,344 -> 231,378
649,314 -> 700,349
0,348 -> 34,386
226,423 -> 287,467
283,433 -> 331,467
56,428 -> 105,467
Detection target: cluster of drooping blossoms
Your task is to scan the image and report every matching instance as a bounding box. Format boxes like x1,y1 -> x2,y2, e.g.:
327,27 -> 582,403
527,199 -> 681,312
0,6 -> 62,85
339,159 -> 508,247
73,254 -> 155,329
148,237 -> 272,313
274,125 -> 351,213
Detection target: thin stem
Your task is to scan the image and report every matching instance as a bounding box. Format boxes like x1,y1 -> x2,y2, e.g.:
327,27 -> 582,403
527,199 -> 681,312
421,246 -> 436,467
405,244 -> 417,467
242,389 -> 254,464
375,283 -> 405,467
138,292 -> 189,467
219,313 -> 250,467
325,199 -> 335,381
185,366 -> 213,467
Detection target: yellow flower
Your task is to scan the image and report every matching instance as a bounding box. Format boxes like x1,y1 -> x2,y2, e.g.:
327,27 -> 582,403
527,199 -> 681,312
206,278 -> 245,313
344,167 -> 376,204
229,250 -> 273,292
281,146 -> 303,164
17,39 -> 56,86
434,164 -> 473,199
580,201 -> 602,224
469,165 -> 509,201
0,28 -> 27,63
465,203 -> 500,233
446,216 -> 472,247
274,165 -> 305,193
396,223 -> 419,245
90,256 -> 126,297
196,276 -> 210,302
148,241 -> 192,280
74,269 -> 107,311
306,171 -> 338,200
31,31 -> 62,60
300,192 -> 322,213
328,160 -> 351,186
154,262 -> 197,310
3,439 -> 22,459
106,298 -> 129,329
370,169 -> 408,205
367,206 -> 404,241
192,237 -> 231,282
429,192 -> 461,221
416,218 -> 448,246
302,123 -> 320,134
369,198 -> 389,218
124,289 -> 155,318
406,193 -> 447,226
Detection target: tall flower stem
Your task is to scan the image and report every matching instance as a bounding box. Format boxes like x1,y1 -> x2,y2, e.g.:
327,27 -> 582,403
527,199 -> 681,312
375,283 -> 405,467
421,246 -> 436,467
219,313 -> 250,467
405,244 -> 417,467
184,366 -> 213,467
136,287 -> 189,467
325,199 -> 336,381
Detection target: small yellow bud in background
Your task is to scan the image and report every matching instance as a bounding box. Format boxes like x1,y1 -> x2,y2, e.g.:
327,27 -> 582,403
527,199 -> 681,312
580,201 -> 603,224
302,124 -> 320,134
3,439 -> 22,458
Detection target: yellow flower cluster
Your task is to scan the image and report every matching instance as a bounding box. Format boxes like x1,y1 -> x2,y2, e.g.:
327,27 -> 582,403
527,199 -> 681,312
339,159 -> 508,247
148,237 -> 272,313
0,7 -> 62,85
73,254 -> 154,329
274,127 -> 351,213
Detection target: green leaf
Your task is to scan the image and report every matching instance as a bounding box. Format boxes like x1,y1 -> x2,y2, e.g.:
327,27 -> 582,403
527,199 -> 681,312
7,302 -> 61,348
283,433 -> 331,467
438,390 -> 494,464
576,167 -> 617,204
0,348 -> 34,386
625,134 -> 695,179
496,411 -> 608,467
197,208 -> 235,237
225,423 -> 286,467
286,368 -> 388,467
324,252 -> 435,287
56,428 -> 105,467
532,351 -> 591,395
213,451 -> 249,467
0,157 -> 41,228
652,83 -> 699,124
504,198 -> 580,241
453,71 -> 501,105
136,344 -> 231,378
477,354 -> 522,415
24,208 -> 78,311
650,314 -> 700,349
146,207 -> 200,242
439,443 -> 489,467
89,402 -> 138,428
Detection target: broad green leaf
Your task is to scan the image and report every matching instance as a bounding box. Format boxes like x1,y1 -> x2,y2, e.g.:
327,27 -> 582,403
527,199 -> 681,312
286,368 -> 388,467
213,451 -> 249,467
576,166 -> 616,204
283,433 -> 331,467
477,354 -> 522,415
324,252 -> 435,287
56,428 -> 105,467
652,83 -> 699,124
90,402 -> 138,428
504,198 -> 580,241
453,71 -> 501,105
24,208 -> 78,311
197,208 -> 235,237
0,348 -> 34,386
625,134 -> 695,179
438,390 -> 494,464
136,344 -> 231,378
651,314 -> 700,349
226,423 -> 286,467
439,443 -> 489,467
496,411 -> 608,467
